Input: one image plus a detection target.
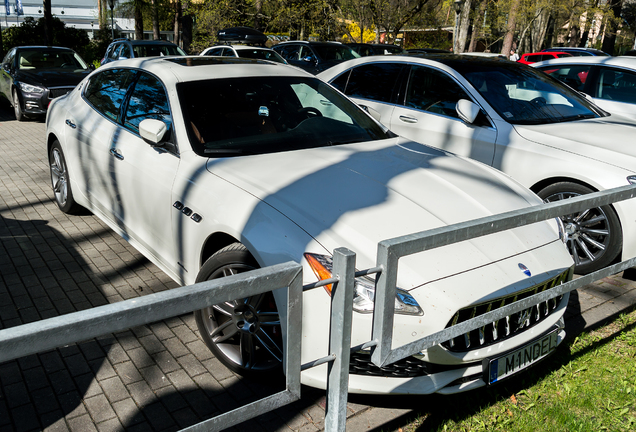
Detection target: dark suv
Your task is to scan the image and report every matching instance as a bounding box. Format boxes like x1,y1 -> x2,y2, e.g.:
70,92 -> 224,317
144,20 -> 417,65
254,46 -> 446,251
272,41 -> 360,74
0,46 -> 93,121
101,39 -> 186,65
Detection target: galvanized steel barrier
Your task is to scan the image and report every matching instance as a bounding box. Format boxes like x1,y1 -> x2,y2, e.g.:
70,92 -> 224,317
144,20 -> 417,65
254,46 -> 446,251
1,184 -> 636,431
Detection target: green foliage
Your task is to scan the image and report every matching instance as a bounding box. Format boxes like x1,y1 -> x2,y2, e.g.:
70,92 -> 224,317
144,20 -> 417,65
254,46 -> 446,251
2,17 -> 90,55
1,17 -> 118,64
403,28 -> 451,50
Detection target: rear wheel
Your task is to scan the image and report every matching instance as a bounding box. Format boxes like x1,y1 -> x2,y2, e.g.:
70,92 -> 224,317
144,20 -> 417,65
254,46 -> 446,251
538,182 -> 621,274
194,243 -> 283,377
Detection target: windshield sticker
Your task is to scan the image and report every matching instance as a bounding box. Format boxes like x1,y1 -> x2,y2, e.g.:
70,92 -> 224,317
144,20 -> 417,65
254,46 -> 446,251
503,111 -> 513,118
259,106 -> 269,117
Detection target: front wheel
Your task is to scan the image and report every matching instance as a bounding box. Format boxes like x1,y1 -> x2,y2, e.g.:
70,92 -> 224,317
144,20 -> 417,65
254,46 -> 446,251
194,243 -> 283,378
538,182 -> 622,274
13,89 -> 24,122
49,140 -> 85,214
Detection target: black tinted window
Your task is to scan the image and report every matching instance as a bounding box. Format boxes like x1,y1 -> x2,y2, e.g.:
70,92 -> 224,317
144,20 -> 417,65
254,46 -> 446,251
123,72 -> 172,135
597,68 -> 636,103
405,66 -> 470,119
84,69 -> 137,121
343,63 -> 403,103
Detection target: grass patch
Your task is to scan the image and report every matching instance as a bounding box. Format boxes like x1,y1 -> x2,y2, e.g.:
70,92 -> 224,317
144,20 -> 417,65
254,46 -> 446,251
393,308 -> 636,432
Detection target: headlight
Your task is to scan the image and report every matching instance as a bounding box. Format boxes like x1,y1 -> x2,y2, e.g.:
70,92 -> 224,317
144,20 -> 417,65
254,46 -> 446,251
304,253 -> 424,316
18,82 -> 45,95
628,176 -> 636,185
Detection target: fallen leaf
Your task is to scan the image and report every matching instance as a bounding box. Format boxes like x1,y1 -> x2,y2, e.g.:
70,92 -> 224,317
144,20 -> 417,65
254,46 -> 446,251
510,394 -> 518,405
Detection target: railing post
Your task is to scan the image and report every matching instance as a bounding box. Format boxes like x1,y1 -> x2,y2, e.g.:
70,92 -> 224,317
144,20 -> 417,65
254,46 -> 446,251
325,247 -> 356,431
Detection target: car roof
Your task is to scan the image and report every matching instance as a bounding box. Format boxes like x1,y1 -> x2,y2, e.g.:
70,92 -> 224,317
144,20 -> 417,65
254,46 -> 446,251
96,56 -> 311,83
317,53 -> 516,80
14,46 -> 75,51
113,39 -> 178,46
542,47 -> 609,56
275,41 -> 342,46
531,55 -> 636,69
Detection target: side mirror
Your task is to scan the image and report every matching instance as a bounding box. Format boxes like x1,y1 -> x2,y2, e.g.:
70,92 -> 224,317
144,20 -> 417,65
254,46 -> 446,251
456,99 -> 480,124
139,118 -> 167,145
2,63 -> 10,72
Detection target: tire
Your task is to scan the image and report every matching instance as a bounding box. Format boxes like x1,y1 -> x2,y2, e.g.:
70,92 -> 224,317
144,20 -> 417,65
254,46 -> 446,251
194,243 -> 283,378
538,182 -> 622,274
13,89 -> 24,122
49,140 -> 85,214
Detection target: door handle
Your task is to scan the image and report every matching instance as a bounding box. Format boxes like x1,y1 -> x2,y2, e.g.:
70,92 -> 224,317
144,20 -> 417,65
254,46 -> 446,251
65,119 -> 76,129
399,116 -> 418,124
109,148 -> 124,160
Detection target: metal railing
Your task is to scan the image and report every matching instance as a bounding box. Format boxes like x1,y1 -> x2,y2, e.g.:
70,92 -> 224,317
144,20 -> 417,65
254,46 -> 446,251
1,184 -> 635,431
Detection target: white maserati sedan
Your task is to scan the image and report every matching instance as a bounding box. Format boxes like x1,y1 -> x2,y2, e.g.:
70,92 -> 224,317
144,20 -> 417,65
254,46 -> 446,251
45,56 -> 573,395
319,55 -> 636,275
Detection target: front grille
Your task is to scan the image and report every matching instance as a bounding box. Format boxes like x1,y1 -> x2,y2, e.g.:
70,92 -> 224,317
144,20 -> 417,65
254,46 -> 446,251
349,350 -> 431,377
442,267 -> 573,353
49,87 -> 74,99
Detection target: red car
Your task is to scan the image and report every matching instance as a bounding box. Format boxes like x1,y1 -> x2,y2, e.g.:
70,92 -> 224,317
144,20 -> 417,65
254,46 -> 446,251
518,51 -> 572,65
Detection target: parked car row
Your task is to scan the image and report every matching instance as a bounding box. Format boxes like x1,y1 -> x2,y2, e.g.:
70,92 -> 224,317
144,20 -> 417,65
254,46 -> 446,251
6,35 -> 636,397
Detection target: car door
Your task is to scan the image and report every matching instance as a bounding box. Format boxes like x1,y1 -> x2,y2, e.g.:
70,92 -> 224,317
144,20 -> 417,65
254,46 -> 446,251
72,68 -> 139,223
113,71 -> 180,271
389,65 -> 497,165
329,62 -> 403,124
590,66 -> 636,118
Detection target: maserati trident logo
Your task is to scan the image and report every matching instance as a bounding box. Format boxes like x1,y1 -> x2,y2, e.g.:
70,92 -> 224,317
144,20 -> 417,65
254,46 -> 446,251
518,263 -> 531,277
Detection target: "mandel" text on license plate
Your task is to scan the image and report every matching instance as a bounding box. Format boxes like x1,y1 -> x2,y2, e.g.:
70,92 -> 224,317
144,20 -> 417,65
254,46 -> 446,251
486,329 -> 559,384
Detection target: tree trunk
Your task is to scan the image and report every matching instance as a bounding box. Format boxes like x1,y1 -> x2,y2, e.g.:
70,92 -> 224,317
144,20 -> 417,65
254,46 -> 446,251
135,0 -> 143,40
43,0 -> 53,46
601,0 -> 622,55
568,12 -> 581,47
457,0 -> 472,53
469,0 -> 487,52
152,0 -> 160,40
173,0 -> 181,45
502,0 -> 521,56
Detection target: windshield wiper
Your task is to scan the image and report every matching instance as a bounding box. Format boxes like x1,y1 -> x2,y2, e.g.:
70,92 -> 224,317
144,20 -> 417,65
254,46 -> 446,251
555,113 -> 597,123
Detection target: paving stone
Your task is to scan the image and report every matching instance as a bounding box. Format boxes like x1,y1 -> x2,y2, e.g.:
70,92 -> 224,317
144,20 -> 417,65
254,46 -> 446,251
84,394 -> 117,423
100,376 -> 130,404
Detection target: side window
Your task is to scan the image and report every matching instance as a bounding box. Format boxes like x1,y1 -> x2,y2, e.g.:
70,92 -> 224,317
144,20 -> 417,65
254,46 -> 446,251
597,68 -> 636,103
299,46 -> 315,61
84,69 -> 137,121
108,44 -> 122,60
541,65 -> 590,91
123,72 -> 173,136
405,66 -> 471,119
343,63 -> 403,103
278,45 -> 301,61
206,48 -> 224,56
330,70 -> 351,93
119,44 -> 131,59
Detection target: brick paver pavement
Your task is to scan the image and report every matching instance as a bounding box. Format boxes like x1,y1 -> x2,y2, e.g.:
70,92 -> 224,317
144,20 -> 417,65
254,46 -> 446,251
2,102 -> 636,432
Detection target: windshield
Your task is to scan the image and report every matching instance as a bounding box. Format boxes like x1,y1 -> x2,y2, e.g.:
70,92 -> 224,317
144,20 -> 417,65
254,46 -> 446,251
236,49 -> 287,64
18,49 -> 89,71
178,76 -> 393,157
448,60 -> 604,125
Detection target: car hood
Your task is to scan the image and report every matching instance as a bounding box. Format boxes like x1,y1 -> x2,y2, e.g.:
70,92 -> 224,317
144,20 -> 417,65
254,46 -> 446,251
513,115 -> 636,172
206,137 -> 564,289
16,69 -> 90,88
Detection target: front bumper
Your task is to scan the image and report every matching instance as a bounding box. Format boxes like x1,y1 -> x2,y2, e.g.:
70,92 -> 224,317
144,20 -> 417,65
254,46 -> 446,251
18,86 -> 74,115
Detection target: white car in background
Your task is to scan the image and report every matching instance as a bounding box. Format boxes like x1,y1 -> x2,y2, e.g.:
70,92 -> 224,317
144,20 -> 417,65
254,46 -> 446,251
319,55 -> 636,275
45,56 -> 573,395
200,44 -> 288,64
533,56 -> 636,119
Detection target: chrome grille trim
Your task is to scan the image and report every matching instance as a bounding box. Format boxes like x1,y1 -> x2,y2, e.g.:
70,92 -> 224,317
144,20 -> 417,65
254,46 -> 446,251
442,267 -> 573,353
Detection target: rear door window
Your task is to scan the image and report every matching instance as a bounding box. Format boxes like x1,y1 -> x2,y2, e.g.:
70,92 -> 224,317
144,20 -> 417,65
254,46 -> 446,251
339,63 -> 403,103
84,69 -> 138,122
